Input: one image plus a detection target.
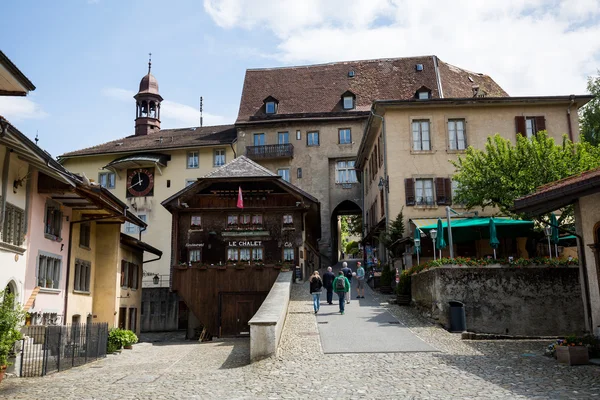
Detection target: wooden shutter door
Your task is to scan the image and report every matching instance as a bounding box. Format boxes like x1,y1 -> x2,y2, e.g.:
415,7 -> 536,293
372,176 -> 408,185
515,116 -> 526,137
535,116 -> 546,133
445,178 -> 453,204
435,178 -> 446,205
405,179 -> 415,206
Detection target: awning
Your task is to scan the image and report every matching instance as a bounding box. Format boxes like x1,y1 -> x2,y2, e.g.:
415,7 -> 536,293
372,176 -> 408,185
558,235 -> 577,245
411,217 -> 534,243
103,153 -> 170,172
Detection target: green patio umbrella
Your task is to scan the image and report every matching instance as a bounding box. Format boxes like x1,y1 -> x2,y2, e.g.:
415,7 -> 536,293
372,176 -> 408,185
435,218 -> 447,258
413,228 -> 421,265
489,218 -> 500,259
550,213 -> 560,257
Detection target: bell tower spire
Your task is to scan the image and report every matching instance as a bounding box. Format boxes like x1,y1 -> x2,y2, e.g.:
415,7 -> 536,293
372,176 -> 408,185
134,53 -> 163,136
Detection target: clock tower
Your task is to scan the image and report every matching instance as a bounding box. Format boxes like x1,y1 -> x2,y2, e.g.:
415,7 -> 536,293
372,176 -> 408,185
134,54 -> 163,136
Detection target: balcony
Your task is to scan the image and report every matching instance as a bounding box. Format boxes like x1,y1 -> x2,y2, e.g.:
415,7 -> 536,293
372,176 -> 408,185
246,143 -> 294,160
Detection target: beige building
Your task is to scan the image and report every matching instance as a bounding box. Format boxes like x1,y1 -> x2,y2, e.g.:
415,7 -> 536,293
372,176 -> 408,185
235,55 -> 504,263
356,95 -> 591,264
513,167 -> 600,335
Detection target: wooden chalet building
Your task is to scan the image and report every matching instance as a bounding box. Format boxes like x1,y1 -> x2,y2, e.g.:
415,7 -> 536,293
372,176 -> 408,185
162,156 -> 320,337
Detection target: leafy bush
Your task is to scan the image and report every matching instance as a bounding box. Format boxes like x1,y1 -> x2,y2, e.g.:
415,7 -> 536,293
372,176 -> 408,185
107,328 -> 138,352
345,241 -> 359,256
396,270 -> 411,295
0,293 -> 25,367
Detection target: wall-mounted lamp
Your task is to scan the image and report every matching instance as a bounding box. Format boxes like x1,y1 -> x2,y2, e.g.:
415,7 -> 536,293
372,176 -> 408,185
153,274 -> 159,285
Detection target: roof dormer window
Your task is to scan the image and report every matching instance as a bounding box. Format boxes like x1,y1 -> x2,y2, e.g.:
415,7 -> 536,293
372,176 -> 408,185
341,90 -> 356,110
263,96 -> 279,114
415,85 -> 432,100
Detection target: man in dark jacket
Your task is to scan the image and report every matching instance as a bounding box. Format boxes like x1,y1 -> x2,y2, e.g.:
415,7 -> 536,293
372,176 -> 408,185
322,266 -> 335,305
341,261 -> 353,304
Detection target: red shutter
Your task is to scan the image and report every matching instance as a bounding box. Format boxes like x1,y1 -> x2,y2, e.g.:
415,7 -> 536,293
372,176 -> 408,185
535,116 -> 546,133
435,178 -> 447,205
515,116 -> 526,137
445,178 -> 453,205
405,179 -> 415,206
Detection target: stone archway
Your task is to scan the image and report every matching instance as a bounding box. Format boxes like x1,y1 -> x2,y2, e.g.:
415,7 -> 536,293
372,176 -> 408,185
330,200 -> 362,264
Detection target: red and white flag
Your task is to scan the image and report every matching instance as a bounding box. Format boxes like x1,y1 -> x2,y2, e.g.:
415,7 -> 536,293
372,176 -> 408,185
237,186 -> 244,209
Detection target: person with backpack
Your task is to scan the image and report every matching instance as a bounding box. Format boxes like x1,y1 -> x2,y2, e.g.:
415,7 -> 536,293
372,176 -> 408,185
332,270 -> 350,315
341,261 -> 353,304
322,266 -> 336,305
309,271 -> 323,314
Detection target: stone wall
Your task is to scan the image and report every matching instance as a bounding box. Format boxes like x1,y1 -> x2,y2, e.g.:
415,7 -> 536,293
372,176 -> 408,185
411,266 -> 586,336
141,287 -> 180,332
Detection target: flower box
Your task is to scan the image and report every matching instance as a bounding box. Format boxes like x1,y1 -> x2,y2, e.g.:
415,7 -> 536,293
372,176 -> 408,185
556,345 -> 589,365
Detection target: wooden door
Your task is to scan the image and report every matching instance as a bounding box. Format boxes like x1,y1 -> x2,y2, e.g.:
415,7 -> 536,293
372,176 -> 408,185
236,300 -> 253,336
118,307 -> 127,329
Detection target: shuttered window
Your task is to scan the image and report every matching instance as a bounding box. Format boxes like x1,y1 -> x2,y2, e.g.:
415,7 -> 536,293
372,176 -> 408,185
405,179 -> 416,206
516,116 -> 546,138
1,200 -> 25,246
74,259 -> 91,292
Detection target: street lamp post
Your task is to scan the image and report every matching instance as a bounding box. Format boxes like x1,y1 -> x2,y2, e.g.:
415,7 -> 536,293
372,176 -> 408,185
430,229 -> 438,261
414,237 -> 421,265
544,225 -> 552,259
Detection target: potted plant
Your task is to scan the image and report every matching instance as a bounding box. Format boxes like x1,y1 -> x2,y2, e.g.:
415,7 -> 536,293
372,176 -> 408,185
108,328 -> 138,352
0,293 -> 24,383
554,335 -> 593,365
396,270 -> 411,305
379,264 -> 393,294
253,260 -> 264,269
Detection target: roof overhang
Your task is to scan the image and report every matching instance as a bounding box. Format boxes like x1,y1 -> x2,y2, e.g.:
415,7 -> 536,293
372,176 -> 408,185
103,153 -> 170,173
120,233 -> 162,257
512,171 -> 600,216
236,112 -> 370,126
0,51 -> 36,96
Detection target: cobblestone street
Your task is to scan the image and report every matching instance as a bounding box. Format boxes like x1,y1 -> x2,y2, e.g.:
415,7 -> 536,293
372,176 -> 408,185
1,280 -> 599,399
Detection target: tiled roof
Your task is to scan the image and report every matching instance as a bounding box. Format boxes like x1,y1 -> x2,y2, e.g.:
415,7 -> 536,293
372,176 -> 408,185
60,125 -> 236,158
520,167 -> 600,201
204,155 -> 277,178
236,55 -> 507,123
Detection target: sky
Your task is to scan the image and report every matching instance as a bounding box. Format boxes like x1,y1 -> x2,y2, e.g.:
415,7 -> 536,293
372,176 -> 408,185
1,0 -> 600,158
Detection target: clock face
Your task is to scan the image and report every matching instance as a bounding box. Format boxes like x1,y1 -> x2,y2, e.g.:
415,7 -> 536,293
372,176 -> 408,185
126,168 -> 155,197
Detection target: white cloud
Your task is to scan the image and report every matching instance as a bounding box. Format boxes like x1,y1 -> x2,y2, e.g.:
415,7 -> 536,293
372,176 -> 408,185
0,96 -> 49,121
204,0 -> 600,95
101,87 -> 231,127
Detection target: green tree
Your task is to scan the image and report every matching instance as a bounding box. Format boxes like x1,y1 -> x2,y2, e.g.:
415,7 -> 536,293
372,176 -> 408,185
381,209 -> 405,258
581,71 -> 600,146
345,241 -> 359,256
0,292 -> 25,367
451,132 -> 600,215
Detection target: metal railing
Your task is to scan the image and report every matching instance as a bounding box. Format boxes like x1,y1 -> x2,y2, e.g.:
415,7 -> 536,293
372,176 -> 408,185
246,143 -> 294,160
19,323 -> 108,377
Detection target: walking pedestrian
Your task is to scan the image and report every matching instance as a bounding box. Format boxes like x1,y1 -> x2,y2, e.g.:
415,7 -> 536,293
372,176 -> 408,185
332,270 -> 350,315
322,266 -> 335,305
309,271 -> 323,314
341,261 -> 353,304
356,261 -> 365,298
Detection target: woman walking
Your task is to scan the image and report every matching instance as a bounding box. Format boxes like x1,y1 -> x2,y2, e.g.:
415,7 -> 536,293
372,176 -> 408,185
309,271 -> 323,314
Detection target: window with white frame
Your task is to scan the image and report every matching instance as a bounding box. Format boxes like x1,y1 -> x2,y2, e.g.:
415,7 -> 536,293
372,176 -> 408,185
277,168 -> 290,182
283,248 -> 294,261
187,151 -> 199,168
189,249 -> 201,262
336,160 -> 357,183
253,248 -> 263,261
191,215 -> 201,228
307,131 -> 319,146
343,95 -> 354,109
214,149 -> 226,166
415,178 -> 434,205
278,132 -> 289,144
525,117 -> 537,138
448,119 -> 466,150
339,128 -> 351,144
74,259 -> 91,292
227,215 -> 238,226
227,248 -> 238,261
252,214 -> 263,225
296,130 -> 301,140
283,214 -> 293,225
38,253 -> 61,289
98,172 -> 116,189
239,248 -> 251,262
240,214 -> 251,225
44,199 -> 63,240
452,179 -> 466,206
125,214 -> 146,235
412,120 -> 431,151
1,200 -> 24,246
253,133 -> 265,146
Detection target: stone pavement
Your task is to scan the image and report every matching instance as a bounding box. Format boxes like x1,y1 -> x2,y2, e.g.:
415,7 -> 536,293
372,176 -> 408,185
1,279 -> 599,399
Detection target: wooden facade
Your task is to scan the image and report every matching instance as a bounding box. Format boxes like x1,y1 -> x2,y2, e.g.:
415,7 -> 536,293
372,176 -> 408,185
162,156 -> 320,337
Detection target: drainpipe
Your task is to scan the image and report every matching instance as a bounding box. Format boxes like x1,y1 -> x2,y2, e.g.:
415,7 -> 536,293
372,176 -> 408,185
566,95 -> 575,142
230,142 -> 237,158
370,109 -> 390,264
